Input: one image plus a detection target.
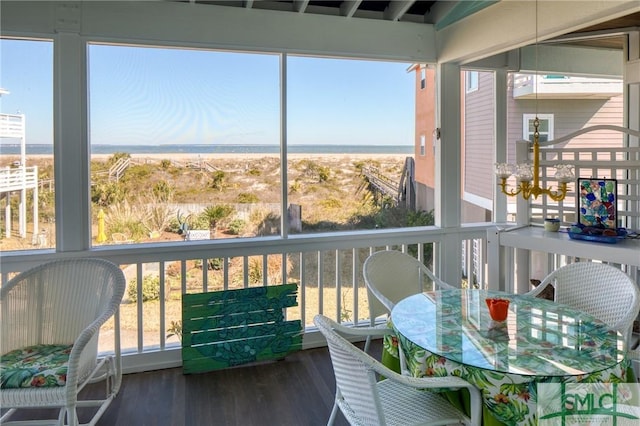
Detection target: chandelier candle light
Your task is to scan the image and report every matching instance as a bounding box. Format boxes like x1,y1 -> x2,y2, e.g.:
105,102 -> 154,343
495,117 -> 574,202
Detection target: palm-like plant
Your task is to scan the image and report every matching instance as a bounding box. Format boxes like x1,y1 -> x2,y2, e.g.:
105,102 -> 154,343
200,204 -> 235,234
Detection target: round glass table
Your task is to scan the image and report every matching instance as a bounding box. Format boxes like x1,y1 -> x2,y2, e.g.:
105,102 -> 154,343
390,289 -> 631,424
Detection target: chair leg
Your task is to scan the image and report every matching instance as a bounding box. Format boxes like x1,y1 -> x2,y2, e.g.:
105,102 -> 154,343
399,346 -> 409,375
0,408 -> 17,423
65,406 -> 79,426
363,335 -> 371,354
327,398 -> 339,426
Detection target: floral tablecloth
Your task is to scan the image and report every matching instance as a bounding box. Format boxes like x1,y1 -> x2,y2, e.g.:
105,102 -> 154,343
388,289 -> 633,425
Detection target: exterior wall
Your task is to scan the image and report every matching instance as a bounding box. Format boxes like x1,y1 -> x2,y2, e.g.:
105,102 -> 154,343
415,181 -> 434,214
413,71 -> 624,220
464,72 -> 495,203
413,65 -> 436,211
506,75 -> 625,164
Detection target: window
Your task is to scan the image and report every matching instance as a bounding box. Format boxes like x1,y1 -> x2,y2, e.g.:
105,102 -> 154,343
420,68 -> 426,90
420,135 -> 426,156
86,45 -> 415,245
0,38 -> 54,251
465,71 -> 479,93
286,55 -> 415,234
88,44 -> 281,245
523,114 -> 554,143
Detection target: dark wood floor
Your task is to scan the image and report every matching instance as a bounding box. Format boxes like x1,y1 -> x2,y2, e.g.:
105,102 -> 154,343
4,340 -> 382,426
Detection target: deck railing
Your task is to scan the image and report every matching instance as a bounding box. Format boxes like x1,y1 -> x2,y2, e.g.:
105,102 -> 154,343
0,166 -> 38,192
0,224 -> 492,373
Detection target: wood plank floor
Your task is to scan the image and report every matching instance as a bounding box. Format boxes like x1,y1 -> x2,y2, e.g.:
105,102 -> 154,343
3,340 -> 383,426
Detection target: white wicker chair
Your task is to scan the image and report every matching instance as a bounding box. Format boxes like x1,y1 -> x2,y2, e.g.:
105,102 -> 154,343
314,314 -> 481,426
363,250 -> 453,373
525,262 -> 640,346
1,258 -> 126,426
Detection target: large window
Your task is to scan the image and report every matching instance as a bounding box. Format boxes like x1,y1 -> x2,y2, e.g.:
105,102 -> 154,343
286,55 -> 415,234
87,47 -> 416,246
2,40 -> 417,252
0,38 -> 54,251
88,44 -> 280,246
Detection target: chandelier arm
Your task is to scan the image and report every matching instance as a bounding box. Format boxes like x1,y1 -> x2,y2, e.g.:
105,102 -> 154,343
499,179 -> 524,197
544,183 -> 569,202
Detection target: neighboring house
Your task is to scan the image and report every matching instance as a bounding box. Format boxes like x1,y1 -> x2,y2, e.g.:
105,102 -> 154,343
410,64 -> 437,212
411,67 -> 624,222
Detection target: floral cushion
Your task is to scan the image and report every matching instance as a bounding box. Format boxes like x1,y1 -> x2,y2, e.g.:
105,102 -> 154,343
1,344 -> 72,388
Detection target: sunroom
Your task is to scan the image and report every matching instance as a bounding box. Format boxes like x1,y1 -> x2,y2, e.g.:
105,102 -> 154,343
1,1 -> 640,424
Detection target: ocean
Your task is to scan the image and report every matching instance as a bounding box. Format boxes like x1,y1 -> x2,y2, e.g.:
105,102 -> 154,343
0,144 -> 414,155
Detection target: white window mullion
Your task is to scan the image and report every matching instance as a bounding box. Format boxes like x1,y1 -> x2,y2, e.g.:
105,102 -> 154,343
54,32 -> 91,251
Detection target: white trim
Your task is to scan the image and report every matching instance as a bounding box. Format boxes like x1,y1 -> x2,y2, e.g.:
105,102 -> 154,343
0,1 -> 437,62
463,191 -> 493,211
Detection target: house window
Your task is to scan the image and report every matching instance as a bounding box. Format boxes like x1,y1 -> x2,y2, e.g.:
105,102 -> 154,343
420,134 -> 426,156
523,114 -> 554,143
465,71 -> 478,93
420,68 -> 426,90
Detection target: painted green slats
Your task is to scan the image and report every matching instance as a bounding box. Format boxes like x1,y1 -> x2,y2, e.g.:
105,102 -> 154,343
182,325 -> 302,374
182,284 -> 302,374
183,294 -> 297,325
183,309 -> 284,334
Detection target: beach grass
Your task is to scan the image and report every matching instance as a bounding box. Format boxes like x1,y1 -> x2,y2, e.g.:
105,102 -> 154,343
4,152 -> 418,349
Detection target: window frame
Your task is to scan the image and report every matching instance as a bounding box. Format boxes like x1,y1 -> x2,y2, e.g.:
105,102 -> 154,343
522,113 -> 554,144
465,71 -> 479,93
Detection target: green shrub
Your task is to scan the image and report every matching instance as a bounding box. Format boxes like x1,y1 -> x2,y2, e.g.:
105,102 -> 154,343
247,168 -> 261,176
105,201 -> 147,240
317,166 -> 330,182
227,219 -> 246,235
289,181 -> 301,193
152,180 -> 174,202
320,198 -> 342,209
237,193 -> 259,203
208,258 -> 223,270
92,182 -> 126,207
127,275 -> 161,302
201,204 -> 235,229
407,209 -> 435,227
210,170 -> 226,190
107,152 -> 131,167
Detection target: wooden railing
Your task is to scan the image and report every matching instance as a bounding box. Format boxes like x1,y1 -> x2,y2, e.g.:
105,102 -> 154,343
109,157 -> 131,181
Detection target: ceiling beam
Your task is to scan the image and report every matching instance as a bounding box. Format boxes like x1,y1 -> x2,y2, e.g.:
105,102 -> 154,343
293,0 -> 309,14
340,0 -> 362,18
437,0 -> 640,64
519,44 -> 623,78
384,0 -> 415,22
0,1 -> 437,62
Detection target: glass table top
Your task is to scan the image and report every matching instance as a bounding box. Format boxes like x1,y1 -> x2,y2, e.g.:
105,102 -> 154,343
391,289 -> 625,377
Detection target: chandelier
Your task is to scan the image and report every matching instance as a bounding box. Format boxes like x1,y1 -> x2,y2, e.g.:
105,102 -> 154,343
494,117 -> 574,201
494,0 -> 574,202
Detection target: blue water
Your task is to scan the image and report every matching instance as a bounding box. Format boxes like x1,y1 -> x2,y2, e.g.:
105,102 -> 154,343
0,144 -> 413,155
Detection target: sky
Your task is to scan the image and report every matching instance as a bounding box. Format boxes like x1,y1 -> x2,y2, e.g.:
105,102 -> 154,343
0,38 -> 415,146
